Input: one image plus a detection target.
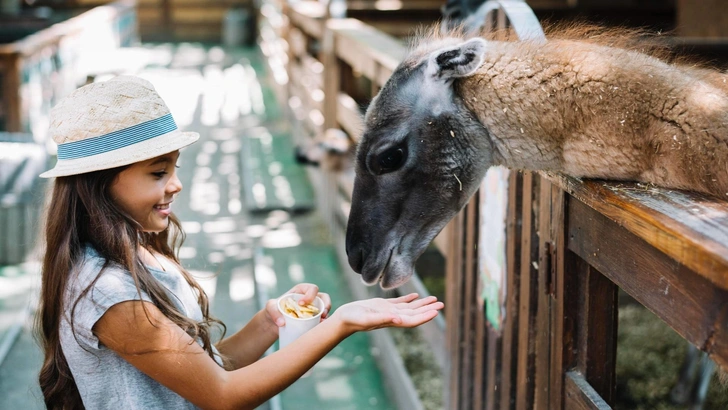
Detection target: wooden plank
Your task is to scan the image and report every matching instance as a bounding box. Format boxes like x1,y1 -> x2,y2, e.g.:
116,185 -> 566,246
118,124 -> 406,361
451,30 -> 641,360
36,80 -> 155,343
549,186 -> 567,409
499,170 -> 523,410
335,33 -> 378,80
288,26 -> 309,59
567,198 -> 728,370
171,8 -> 228,24
321,23 -> 340,131
676,0 -> 728,37
564,372 -> 612,410
344,0 -> 442,11
515,172 -> 539,410
0,0 -> 135,55
545,173 -> 728,291
286,1 -> 326,39
2,56 -> 21,132
169,0 -> 249,5
329,19 -> 405,77
485,326 -> 502,410
460,199 -> 478,410
575,259 -> 618,406
446,210 -> 465,410
336,93 -> 364,140
533,177 -> 552,409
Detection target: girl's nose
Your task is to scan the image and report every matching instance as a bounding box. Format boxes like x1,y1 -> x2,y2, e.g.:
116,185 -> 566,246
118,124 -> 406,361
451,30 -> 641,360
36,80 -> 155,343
167,172 -> 183,194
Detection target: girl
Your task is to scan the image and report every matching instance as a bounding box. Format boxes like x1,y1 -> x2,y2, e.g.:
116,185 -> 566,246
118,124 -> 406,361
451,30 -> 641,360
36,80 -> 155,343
35,76 -> 444,410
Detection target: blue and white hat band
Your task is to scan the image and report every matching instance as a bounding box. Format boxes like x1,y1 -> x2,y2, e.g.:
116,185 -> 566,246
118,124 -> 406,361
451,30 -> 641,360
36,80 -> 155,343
57,113 -> 178,160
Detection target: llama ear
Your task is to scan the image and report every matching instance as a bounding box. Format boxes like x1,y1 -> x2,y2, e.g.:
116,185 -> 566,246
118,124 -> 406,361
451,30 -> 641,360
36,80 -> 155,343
426,38 -> 488,80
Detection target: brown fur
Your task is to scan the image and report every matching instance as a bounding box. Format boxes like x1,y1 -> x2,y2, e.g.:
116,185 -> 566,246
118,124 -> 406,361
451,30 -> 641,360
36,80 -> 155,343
412,24 -> 728,197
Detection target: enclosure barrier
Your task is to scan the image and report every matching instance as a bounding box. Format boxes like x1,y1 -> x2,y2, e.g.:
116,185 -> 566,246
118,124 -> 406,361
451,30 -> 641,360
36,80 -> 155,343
262,0 -> 728,408
0,0 -> 136,135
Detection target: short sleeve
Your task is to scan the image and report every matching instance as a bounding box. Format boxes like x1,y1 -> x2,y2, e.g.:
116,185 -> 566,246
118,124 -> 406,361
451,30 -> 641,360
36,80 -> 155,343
67,263 -> 153,350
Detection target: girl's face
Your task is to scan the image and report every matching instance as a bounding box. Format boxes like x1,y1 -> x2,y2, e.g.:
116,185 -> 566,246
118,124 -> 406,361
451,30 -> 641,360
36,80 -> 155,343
110,151 -> 182,232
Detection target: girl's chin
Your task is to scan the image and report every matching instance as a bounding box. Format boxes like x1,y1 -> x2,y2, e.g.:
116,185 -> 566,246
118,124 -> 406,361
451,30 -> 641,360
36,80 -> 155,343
142,217 -> 169,233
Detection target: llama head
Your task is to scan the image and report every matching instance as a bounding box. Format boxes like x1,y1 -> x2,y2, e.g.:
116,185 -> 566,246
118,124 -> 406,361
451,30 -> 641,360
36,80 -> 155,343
346,37 -> 495,288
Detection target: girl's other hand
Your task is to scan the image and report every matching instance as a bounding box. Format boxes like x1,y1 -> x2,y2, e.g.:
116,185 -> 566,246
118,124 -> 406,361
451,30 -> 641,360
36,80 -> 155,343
332,293 -> 443,334
264,283 -> 332,331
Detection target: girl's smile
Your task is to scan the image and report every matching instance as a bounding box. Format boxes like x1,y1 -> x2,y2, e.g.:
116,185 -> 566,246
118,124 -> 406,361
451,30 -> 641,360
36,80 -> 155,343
110,151 -> 182,232
153,201 -> 173,216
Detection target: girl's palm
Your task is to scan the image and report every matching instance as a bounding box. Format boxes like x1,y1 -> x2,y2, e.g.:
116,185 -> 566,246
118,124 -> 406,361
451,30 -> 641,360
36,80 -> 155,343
335,293 -> 443,333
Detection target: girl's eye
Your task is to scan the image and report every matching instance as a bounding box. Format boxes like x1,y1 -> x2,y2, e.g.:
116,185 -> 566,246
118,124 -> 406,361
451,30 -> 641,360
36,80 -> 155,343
152,171 -> 168,178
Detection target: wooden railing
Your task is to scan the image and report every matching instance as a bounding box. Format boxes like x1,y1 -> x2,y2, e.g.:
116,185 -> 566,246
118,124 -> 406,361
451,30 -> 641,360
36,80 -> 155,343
0,0 -> 137,135
263,0 -> 728,408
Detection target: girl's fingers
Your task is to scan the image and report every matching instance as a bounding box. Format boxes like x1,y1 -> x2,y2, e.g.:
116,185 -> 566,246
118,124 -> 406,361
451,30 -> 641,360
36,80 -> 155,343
285,283 -> 319,305
317,292 -> 332,318
300,284 -> 319,305
396,301 -> 444,317
397,295 -> 438,309
388,293 -> 419,304
266,299 -> 286,326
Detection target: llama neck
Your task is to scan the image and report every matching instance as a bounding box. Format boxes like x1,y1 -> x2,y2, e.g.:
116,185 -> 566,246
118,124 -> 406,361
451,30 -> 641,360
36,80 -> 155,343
458,39 -> 728,196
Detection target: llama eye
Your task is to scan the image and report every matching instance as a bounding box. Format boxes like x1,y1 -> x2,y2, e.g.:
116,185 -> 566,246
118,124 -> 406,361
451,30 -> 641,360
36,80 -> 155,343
373,146 -> 406,175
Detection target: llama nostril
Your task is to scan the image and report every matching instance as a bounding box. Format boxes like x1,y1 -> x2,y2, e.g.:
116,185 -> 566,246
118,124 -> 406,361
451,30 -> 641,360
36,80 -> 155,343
348,248 -> 364,274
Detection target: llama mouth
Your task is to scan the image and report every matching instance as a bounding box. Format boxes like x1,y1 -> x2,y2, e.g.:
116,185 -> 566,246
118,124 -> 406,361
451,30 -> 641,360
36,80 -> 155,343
377,247 -> 396,286
361,246 -> 395,286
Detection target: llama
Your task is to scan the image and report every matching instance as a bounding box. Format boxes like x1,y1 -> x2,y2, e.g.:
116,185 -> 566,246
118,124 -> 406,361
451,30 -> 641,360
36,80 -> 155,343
344,27 -> 728,289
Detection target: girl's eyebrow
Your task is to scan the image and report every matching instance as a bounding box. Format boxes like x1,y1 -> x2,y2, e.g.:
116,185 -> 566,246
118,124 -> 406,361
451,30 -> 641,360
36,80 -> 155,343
147,158 -> 170,166
147,152 -> 180,166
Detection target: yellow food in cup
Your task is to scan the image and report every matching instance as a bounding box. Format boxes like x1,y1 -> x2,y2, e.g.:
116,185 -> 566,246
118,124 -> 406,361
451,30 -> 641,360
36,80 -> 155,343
281,297 -> 320,318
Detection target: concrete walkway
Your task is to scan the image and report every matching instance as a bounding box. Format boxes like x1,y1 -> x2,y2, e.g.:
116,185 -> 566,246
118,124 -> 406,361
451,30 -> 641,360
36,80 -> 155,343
0,43 -> 394,410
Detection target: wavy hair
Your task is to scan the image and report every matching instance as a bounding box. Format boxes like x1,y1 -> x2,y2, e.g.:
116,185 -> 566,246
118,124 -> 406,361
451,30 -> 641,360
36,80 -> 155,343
35,166 -> 225,409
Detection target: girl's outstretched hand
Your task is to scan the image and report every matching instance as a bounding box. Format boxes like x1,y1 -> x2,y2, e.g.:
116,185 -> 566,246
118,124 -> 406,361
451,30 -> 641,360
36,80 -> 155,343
332,293 -> 444,334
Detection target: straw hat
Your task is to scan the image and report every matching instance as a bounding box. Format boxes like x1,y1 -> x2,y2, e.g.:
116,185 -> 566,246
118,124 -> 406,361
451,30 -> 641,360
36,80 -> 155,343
40,76 -> 199,178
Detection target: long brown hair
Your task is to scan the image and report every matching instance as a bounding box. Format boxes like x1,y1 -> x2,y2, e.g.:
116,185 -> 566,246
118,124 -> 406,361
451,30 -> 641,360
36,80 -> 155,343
35,166 -> 225,409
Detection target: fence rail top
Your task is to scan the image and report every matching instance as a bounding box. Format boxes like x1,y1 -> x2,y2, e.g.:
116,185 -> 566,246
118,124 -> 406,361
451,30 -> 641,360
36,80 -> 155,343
287,1 -> 327,38
328,19 -> 406,84
0,0 -> 134,55
547,173 -> 728,291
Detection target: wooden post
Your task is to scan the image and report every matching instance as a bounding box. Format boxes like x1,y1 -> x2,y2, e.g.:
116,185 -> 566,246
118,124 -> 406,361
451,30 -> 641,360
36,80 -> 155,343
677,0 -> 728,37
515,172 -> 540,410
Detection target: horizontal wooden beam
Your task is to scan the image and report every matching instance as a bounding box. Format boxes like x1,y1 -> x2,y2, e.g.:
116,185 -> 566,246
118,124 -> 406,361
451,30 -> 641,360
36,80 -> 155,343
564,372 -> 611,410
546,173 -> 728,291
567,197 -> 728,370
328,19 -> 405,85
286,1 -> 326,39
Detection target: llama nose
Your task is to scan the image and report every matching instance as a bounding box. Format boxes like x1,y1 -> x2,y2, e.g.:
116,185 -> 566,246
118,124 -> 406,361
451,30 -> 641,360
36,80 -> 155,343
345,230 -> 364,274
348,248 -> 364,274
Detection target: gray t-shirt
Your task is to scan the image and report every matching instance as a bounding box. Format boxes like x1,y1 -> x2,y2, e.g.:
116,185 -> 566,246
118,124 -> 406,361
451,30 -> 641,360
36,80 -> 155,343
60,246 -> 223,410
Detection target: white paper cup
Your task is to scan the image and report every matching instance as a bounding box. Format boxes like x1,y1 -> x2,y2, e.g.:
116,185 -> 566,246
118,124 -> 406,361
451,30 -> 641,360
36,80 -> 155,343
277,293 -> 325,349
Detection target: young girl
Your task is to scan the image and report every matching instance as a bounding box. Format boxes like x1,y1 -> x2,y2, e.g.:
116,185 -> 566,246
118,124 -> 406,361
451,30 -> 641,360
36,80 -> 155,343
35,76 -> 444,410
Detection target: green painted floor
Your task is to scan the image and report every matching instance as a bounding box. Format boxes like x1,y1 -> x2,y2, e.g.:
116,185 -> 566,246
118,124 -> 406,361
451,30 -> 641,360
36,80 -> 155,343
0,43 -> 394,410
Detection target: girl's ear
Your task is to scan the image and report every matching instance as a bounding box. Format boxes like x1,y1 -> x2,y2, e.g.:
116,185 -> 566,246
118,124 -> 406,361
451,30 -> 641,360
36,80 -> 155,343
425,38 -> 488,80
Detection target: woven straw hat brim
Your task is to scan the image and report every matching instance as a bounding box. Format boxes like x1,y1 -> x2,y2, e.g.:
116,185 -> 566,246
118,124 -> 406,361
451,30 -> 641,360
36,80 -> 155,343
40,130 -> 199,178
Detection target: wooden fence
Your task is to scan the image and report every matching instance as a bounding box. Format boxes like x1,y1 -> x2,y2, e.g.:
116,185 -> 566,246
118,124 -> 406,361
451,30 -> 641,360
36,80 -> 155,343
261,0 -> 728,408
0,0 -> 137,135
